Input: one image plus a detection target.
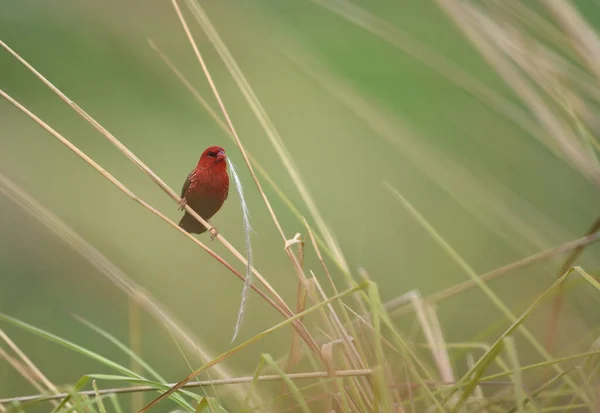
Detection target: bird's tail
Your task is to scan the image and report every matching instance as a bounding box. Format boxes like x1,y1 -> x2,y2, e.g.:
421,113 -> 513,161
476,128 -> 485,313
178,212 -> 208,234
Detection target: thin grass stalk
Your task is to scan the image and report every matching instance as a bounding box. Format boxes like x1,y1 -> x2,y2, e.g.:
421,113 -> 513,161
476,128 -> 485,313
0,329 -> 63,399
321,308 -> 373,410
505,368 -> 575,413
408,292 -> 454,384
491,0 -> 578,60
261,355 -> 311,413
546,216 -> 600,355
0,330 -> 74,411
319,341 -> 343,412
466,353 -> 489,413
425,232 -> 600,308
479,348 -> 600,384
107,395 -> 123,413
287,277 -> 309,370
73,316 -> 166,385
306,221 -> 370,352
505,337 -> 527,413
447,343 -> 512,380
425,305 -> 455,384
367,284 -> 397,413
384,230 -> 600,324
0,346 -> 60,408
92,381 -> 107,413
492,0 -> 600,104
128,298 -> 143,411
541,0 -> 600,81
310,274 -> 374,403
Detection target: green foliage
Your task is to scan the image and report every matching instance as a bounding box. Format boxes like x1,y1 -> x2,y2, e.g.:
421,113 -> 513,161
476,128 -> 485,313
1,0 -> 600,412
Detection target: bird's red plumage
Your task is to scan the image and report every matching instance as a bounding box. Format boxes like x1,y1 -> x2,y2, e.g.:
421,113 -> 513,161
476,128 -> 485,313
178,145 -> 229,234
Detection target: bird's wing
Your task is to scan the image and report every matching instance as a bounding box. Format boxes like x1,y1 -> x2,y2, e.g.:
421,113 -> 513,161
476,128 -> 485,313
180,170 -> 194,199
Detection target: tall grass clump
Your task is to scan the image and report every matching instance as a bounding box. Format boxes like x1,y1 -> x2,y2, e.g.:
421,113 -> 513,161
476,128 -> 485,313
1,0 -> 600,412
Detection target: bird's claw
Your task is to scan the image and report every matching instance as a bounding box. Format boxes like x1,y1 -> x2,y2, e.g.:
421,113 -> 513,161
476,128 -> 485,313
177,198 -> 187,211
209,227 -> 219,241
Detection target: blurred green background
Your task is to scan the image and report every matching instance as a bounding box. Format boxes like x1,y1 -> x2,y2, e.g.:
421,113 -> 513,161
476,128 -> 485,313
1,0 -> 599,406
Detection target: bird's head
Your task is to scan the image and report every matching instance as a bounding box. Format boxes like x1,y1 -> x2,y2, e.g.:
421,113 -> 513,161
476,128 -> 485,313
197,145 -> 227,170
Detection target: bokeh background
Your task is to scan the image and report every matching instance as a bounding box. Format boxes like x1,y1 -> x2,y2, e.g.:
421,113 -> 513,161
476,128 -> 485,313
1,0 -> 600,408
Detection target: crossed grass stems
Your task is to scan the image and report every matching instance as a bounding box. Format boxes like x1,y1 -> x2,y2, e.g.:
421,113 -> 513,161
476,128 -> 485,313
1,0 -> 600,411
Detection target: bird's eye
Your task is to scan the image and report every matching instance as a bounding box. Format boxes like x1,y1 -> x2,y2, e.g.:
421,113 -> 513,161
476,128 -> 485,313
207,151 -> 217,158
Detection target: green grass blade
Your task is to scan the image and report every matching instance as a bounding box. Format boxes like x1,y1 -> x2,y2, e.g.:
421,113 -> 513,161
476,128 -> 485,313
55,393 -> 99,413
92,380 -> 108,413
50,376 -> 89,413
506,367 -> 573,413
261,354 -> 310,413
367,282 -> 395,413
240,357 -> 265,413
505,336 -> 527,413
108,394 -> 124,413
0,313 -> 140,378
74,315 -> 165,382
450,340 -> 504,413
194,397 -> 229,413
0,314 -> 195,409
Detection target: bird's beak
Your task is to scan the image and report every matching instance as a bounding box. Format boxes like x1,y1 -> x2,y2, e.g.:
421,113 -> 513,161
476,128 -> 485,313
217,150 -> 226,161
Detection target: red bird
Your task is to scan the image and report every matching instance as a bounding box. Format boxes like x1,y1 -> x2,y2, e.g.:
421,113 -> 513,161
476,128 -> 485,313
178,145 -> 229,236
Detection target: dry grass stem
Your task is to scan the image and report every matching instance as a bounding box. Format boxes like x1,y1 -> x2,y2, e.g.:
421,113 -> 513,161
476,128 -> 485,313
0,329 -> 62,398
547,216 -> 600,355
542,0 -> 600,81
0,346 -> 60,408
0,369 -> 374,405
414,231 -> 600,311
